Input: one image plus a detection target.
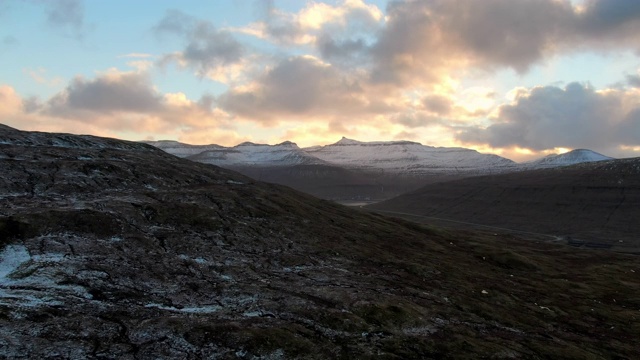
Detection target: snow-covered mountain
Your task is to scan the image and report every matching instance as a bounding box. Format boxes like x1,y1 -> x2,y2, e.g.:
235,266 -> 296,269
304,137 -> 516,175
525,149 -> 613,168
148,136 -> 516,175
186,141 -> 326,167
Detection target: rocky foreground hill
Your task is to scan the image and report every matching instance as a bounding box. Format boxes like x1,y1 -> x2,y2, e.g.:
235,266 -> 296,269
1,125 -> 639,358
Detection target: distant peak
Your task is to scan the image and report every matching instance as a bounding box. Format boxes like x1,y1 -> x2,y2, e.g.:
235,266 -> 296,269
332,137 -> 423,146
570,149 -> 600,154
557,149 -> 611,158
528,148 -> 613,166
236,141 -> 262,147
335,137 -> 361,145
275,140 -> 299,148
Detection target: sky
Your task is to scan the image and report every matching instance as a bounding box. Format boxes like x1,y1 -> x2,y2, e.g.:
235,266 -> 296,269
1,0 -> 640,161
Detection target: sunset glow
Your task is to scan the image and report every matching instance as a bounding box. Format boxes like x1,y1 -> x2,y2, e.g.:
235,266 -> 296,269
1,0 -> 639,161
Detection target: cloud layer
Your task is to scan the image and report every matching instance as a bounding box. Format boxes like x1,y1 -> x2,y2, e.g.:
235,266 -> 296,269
458,83 -> 640,154
2,0 -> 640,159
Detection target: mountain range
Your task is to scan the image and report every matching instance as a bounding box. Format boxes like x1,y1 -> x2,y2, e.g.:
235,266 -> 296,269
2,124 -> 639,358
146,138 -> 613,201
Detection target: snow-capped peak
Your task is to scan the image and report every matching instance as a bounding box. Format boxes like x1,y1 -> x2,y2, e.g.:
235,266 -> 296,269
331,137 -> 421,147
335,137 -> 362,145
526,149 -> 613,168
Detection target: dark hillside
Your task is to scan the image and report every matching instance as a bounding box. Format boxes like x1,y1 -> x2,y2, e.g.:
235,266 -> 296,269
369,159 -> 640,251
1,125 -> 638,358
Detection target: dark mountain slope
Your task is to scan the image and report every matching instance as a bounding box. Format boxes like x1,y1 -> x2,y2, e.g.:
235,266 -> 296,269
1,125 -> 638,358
369,158 -> 640,250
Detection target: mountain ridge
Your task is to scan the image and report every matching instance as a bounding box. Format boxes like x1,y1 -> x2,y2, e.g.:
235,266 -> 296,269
146,137 -> 616,201
147,137 -> 615,170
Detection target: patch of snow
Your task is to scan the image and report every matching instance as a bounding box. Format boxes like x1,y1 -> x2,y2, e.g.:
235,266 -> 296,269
144,303 -> 221,313
109,236 -> 123,242
403,326 -> 438,336
1,244 -> 93,306
31,253 -> 66,263
0,245 -> 31,282
0,289 -> 64,308
242,310 -> 262,317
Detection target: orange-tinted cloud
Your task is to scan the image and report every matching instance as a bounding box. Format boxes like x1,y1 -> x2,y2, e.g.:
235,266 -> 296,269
0,69 -> 245,145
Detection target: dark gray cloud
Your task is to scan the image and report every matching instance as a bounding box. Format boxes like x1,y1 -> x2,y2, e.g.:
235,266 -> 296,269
317,35 -> 368,64
457,82 -> 640,151
423,95 -> 452,115
364,0 -> 640,85
47,72 -> 163,117
153,9 -> 196,35
155,10 -> 245,77
626,74 -> 640,88
617,108 -> 640,145
22,96 -> 42,114
260,10 -> 305,45
435,0 -> 574,71
36,0 -> 86,39
368,1 -> 437,84
218,56 -> 366,121
38,70 -> 229,135
579,0 -> 640,33
367,0 -> 573,84
177,22 -> 245,76
391,112 -> 441,128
